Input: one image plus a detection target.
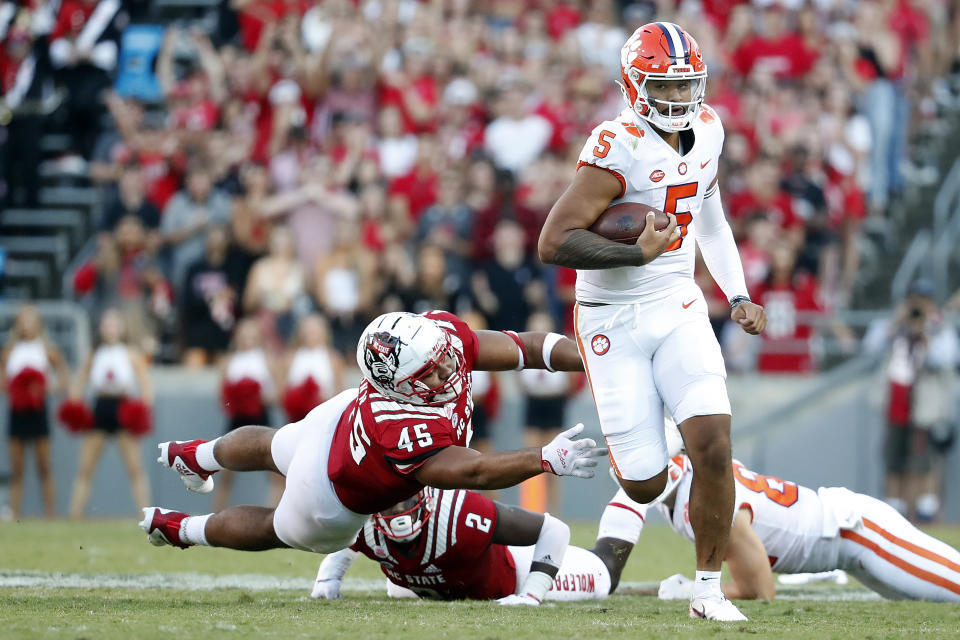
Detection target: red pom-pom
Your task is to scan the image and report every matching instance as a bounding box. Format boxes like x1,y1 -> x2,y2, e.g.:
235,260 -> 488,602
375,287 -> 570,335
9,367 -> 46,411
118,398 -> 152,436
73,261 -> 98,294
57,400 -> 94,433
221,378 -> 264,418
282,377 -> 322,422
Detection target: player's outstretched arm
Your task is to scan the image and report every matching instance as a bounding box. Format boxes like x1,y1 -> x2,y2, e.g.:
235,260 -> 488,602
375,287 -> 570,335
538,166 -> 677,269
311,548 -> 359,600
492,502 -> 571,606
414,424 -> 606,490
722,510 -> 775,600
472,330 -> 583,372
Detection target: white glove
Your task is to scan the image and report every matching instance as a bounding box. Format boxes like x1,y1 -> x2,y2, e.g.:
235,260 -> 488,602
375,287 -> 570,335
657,573 -> 694,600
497,593 -> 541,606
540,423 -> 607,478
311,578 -> 343,600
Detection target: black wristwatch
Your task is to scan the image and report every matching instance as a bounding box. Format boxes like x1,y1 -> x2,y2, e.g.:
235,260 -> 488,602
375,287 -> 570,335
729,295 -> 752,310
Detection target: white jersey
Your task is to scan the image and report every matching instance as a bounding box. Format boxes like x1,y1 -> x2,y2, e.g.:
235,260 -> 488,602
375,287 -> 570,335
575,105 -> 725,304
89,343 -> 138,396
6,339 -> 49,377
287,347 -> 336,394
657,456 -> 843,573
226,349 -> 273,395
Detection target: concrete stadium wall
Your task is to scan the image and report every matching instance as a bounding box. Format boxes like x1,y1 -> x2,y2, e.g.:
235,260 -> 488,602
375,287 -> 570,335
3,368 -> 959,524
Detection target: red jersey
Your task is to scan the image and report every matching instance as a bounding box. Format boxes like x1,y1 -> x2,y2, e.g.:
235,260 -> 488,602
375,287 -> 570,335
350,488 -> 517,600
754,274 -> 822,373
327,311 -> 479,514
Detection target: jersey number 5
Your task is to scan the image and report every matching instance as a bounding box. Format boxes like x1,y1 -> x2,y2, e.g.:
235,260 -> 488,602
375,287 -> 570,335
663,183 -> 698,251
733,462 -> 799,508
593,130 -> 615,159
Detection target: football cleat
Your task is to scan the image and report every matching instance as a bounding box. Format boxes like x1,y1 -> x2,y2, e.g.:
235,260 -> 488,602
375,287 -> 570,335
689,594 -> 748,621
158,440 -> 215,493
139,507 -> 190,549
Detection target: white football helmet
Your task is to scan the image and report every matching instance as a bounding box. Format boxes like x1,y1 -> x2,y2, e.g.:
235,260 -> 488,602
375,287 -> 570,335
357,312 -> 465,406
373,489 -> 434,543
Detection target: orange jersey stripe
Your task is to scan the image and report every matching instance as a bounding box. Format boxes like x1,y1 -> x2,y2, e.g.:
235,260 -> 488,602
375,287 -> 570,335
576,161 -> 626,199
839,529 -> 960,596
861,518 -> 960,575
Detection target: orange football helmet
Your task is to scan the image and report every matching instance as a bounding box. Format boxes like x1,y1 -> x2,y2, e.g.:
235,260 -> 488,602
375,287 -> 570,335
619,22 -> 707,131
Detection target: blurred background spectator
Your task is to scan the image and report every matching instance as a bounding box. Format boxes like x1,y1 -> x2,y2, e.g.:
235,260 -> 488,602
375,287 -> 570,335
864,280 -> 959,523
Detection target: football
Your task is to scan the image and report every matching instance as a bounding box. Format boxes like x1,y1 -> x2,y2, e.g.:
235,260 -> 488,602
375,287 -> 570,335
587,202 -> 671,245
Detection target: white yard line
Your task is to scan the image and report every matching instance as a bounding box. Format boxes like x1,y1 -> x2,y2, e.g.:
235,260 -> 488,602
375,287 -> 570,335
0,571 -> 881,601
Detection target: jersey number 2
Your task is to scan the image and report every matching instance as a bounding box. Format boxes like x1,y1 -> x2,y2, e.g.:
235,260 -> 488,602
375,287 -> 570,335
465,513 -> 492,533
663,183 -> 698,251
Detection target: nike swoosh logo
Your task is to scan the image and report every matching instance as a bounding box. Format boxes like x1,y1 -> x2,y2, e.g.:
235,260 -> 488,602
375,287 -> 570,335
701,159 -> 710,169
691,605 -> 707,618
682,299 -> 696,309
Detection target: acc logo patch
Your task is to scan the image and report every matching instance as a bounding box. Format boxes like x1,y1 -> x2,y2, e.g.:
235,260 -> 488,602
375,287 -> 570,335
678,162 -> 688,175
591,334 -> 610,356
650,169 -> 665,182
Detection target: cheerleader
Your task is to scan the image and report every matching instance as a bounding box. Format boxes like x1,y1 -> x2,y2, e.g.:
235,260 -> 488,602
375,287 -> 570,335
216,317 -> 279,512
1,305 -> 69,518
68,309 -> 153,519
281,314 -> 345,424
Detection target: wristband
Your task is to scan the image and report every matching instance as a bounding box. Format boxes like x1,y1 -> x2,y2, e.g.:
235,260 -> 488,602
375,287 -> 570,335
729,295 -> 751,310
503,331 -> 527,371
541,333 -> 564,372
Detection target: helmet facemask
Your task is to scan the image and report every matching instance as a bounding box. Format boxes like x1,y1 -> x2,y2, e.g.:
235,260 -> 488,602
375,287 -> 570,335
398,336 -> 465,406
373,491 -> 433,543
623,69 -> 706,132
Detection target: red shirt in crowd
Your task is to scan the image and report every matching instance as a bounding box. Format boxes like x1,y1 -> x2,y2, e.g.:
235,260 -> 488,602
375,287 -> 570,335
727,188 -> 802,231
379,75 -> 439,134
754,273 -> 822,373
546,3 -> 581,40
389,165 -> 438,221
733,32 -> 817,79
51,0 -> 96,41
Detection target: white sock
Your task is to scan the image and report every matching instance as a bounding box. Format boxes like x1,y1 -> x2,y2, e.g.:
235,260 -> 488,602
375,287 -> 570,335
693,570 -> 722,599
195,439 -> 223,472
597,488 -> 647,544
180,514 -> 212,546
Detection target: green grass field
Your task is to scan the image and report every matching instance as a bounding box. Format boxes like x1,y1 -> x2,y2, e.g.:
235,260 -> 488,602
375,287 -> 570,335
2,519 -> 960,639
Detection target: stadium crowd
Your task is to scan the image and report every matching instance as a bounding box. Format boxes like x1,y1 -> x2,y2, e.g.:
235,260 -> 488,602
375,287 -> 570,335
2,0 -> 958,377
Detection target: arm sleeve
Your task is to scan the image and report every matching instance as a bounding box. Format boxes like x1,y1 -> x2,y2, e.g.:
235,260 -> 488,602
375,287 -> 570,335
694,185 -> 750,302
575,122 -> 632,199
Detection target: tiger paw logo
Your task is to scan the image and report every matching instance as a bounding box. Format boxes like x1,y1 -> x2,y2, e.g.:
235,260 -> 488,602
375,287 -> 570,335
591,334 -> 610,356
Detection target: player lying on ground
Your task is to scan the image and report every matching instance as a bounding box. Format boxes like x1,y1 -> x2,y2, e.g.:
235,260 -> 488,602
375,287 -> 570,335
538,22 -> 767,621
311,486 -> 647,604
139,311 -> 605,556
653,454 -> 960,602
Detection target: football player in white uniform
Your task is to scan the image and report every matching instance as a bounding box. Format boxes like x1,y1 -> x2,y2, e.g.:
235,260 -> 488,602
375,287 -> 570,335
539,22 -> 766,621
656,455 -> 960,603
